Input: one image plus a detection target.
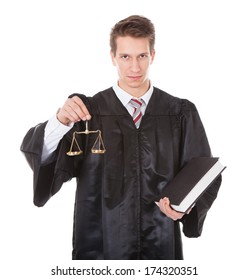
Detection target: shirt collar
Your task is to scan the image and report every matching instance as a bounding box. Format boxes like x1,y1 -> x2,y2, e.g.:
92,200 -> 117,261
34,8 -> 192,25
112,81 -> 154,107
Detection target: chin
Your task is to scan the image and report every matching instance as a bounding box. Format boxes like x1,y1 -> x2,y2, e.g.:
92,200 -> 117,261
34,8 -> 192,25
127,79 -> 144,86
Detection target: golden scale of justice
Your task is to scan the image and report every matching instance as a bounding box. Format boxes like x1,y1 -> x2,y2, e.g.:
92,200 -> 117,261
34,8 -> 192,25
66,121 -> 106,156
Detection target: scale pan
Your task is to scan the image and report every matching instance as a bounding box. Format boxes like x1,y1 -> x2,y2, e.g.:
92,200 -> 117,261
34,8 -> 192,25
66,151 -> 83,156
91,149 -> 106,154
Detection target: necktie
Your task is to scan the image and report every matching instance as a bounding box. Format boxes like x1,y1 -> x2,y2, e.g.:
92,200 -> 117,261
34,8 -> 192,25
129,98 -> 143,128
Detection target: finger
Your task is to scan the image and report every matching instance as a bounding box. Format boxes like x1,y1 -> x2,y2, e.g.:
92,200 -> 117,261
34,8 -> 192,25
58,105 -> 82,124
166,203 -> 184,220
60,97 -> 89,123
65,98 -> 86,121
57,95 -> 92,125
184,203 -> 195,215
159,198 -> 184,221
71,96 -> 91,120
56,106 -> 79,125
159,198 -> 171,216
62,103 -> 81,122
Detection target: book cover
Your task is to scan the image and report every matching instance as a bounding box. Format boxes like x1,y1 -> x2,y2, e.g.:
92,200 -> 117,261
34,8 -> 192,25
157,157 -> 226,213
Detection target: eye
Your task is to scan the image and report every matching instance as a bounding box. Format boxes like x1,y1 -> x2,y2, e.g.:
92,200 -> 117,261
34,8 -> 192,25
121,55 -> 129,60
139,54 -> 148,59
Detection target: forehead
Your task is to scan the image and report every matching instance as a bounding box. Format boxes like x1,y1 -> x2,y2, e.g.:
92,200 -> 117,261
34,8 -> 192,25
115,36 -> 150,54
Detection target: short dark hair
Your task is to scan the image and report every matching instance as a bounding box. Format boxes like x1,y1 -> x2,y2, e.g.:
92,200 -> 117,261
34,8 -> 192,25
110,15 -> 155,55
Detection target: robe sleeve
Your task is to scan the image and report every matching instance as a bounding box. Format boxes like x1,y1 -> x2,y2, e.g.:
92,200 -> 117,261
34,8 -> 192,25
179,100 -> 222,237
20,94 -> 89,207
20,121 -> 79,207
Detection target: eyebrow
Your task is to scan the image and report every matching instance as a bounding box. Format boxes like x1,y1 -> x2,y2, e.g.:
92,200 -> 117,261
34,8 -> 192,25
118,52 -> 150,56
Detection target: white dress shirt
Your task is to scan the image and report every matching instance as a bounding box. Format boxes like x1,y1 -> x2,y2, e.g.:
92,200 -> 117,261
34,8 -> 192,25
112,82 -> 153,116
41,82 -> 154,163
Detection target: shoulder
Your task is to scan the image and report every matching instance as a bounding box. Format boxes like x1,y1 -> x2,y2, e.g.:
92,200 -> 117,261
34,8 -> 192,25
68,92 -> 89,103
153,87 -> 197,115
92,87 -> 115,100
68,86 -> 112,102
68,88 -> 115,115
69,87 -> 113,101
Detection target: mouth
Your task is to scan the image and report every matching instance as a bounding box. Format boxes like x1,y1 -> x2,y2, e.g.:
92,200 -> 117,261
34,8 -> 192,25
127,75 -> 142,81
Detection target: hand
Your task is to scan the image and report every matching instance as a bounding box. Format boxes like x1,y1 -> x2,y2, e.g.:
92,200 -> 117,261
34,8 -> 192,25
57,96 -> 91,125
158,197 -> 188,221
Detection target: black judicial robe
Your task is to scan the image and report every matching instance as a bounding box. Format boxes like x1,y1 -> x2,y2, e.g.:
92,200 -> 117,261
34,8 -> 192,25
20,87 -> 222,260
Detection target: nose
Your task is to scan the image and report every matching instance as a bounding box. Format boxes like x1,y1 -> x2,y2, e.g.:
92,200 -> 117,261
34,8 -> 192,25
130,58 -> 141,72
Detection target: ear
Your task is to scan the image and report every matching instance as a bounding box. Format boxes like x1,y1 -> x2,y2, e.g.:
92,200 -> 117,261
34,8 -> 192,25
110,50 -> 116,66
150,49 -> 155,64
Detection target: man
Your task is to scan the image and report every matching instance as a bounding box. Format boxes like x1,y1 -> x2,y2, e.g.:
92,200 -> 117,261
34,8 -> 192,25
21,15 -> 221,259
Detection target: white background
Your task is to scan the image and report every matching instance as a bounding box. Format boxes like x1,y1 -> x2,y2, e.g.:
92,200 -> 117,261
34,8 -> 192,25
1,0 -> 247,279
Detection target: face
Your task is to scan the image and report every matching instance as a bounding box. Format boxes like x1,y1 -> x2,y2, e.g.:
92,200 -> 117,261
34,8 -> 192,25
111,36 -> 155,96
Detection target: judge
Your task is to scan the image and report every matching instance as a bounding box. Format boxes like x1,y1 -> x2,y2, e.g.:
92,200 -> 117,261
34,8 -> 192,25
21,15 -> 222,260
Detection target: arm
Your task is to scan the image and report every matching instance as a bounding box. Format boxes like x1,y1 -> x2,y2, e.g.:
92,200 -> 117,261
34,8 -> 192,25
157,100 -> 221,234
41,114 -> 72,163
178,100 -> 222,237
21,94 -> 91,206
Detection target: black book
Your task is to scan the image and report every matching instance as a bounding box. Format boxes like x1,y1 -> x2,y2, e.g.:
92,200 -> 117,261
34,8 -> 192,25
157,157 -> 226,213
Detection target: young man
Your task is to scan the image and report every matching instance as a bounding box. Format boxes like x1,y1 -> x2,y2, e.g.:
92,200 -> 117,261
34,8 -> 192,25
21,15 -> 221,259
